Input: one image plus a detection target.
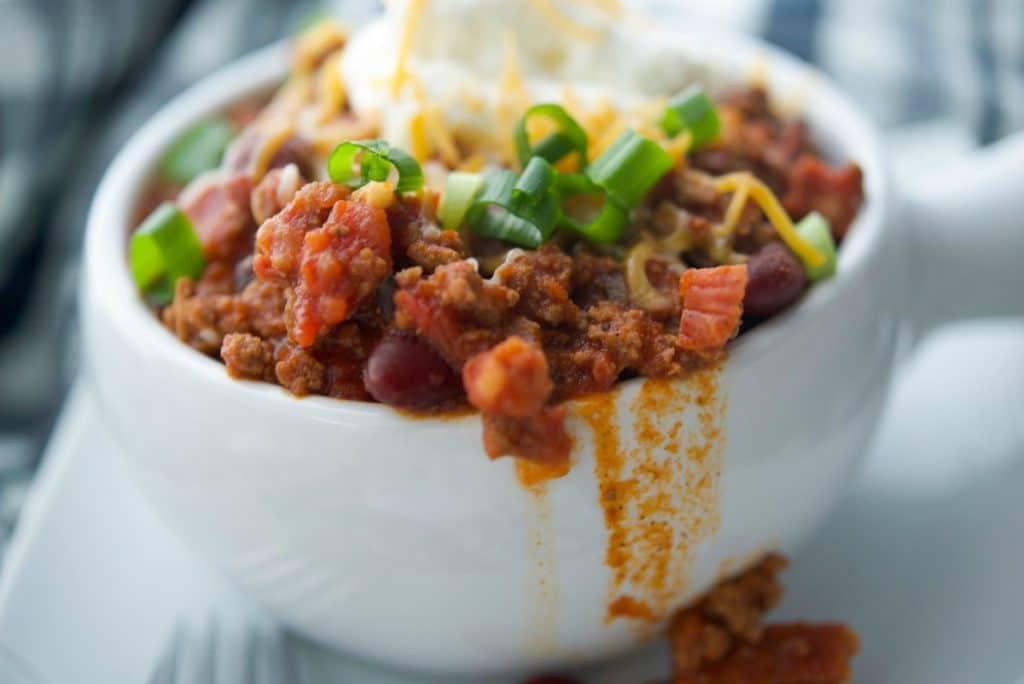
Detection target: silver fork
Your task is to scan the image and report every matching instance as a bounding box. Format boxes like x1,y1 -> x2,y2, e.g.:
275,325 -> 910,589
147,618 -> 298,684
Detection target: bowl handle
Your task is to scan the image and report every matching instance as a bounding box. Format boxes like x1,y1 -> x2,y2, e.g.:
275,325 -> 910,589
900,131 -> 1024,339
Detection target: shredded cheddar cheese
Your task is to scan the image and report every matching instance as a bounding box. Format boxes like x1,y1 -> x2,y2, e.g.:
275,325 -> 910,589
315,51 -> 347,123
391,0 -> 427,98
561,84 -> 582,118
716,172 -> 826,268
528,0 -> 601,42
718,175 -> 750,237
579,0 -> 623,16
423,105 -> 461,166
251,124 -> 296,181
308,117 -> 379,157
457,153 -> 487,172
500,31 -> 531,110
591,118 -> 627,159
661,130 -> 693,166
272,74 -> 315,115
293,21 -> 348,75
398,71 -> 461,165
495,31 -> 532,164
408,110 -> 431,161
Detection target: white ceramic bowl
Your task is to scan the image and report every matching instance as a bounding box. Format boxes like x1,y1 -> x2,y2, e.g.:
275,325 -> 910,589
81,22 -> 1024,677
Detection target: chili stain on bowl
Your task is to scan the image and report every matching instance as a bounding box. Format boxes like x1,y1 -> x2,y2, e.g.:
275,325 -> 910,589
577,365 -> 725,624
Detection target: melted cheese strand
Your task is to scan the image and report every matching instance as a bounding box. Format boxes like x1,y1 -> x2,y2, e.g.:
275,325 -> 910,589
716,172 -> 826,267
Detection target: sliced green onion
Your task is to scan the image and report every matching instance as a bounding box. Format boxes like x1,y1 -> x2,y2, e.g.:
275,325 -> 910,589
554,172 -> 599,196
438,172 -> 484,230
661,84 -> 721,147
129,203 -> 206,305
512,157 -> 558,205
586,129 -> 673,209
560,198 -> 630,243
327,139 -> 424,193
795,211 -> 837,281
515,104 -> 589,168
159,118 -> 234,185
465,170 -> 560,248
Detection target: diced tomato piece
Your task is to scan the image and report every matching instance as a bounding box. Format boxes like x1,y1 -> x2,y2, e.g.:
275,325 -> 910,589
254,182 -> 391,347
290,200 -> 392,347
678,264 -> 748,352
254,181 -> 350,283
463,336 -> 553,417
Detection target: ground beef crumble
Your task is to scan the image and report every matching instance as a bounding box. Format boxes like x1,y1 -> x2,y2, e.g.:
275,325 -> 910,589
669,555 -> 858,684
149,85 -> 864,466
522,554 -> 858,684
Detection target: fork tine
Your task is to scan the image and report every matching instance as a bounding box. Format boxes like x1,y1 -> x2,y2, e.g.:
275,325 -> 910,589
252,626 -> 298,684
149,617 -> 296,684
147,625 -> 183,684
174,618 -> 216,684
199,616 -> 218,684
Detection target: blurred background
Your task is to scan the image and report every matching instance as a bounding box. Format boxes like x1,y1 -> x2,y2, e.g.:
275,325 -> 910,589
0,0 -> 1021,561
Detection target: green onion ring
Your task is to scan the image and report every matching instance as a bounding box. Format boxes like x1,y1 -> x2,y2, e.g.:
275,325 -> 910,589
515,104 -> 589,168
560,198 -> 630,244
795,211 -> 838,281
129,202 -> 206,305
586,129 -> 674,209
438,172 -> 484,230
327,139 -> 424,193
661,84 -> 721,148
465,169 -> 561,248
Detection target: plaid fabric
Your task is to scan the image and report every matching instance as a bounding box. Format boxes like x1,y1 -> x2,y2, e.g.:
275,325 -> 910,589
0,0 -> 1020,551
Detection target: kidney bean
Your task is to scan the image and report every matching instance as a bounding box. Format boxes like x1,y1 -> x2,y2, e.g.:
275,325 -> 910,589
364,334 -> 463,409
742,242 -> 808,318
233,254 -> 255,291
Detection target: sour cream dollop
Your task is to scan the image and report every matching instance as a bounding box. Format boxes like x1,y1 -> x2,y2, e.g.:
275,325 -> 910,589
339,0 -> 709,160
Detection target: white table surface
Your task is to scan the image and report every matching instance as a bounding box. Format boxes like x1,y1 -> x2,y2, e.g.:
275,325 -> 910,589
0,320 -> 1021,684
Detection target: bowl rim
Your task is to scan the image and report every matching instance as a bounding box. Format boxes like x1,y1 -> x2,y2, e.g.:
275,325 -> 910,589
83,26 -> 889,428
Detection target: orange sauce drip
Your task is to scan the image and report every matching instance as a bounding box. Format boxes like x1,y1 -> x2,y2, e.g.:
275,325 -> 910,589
579,364 -> 726,624
606,595 -> 656,622
516,458 -> 572,488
